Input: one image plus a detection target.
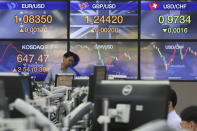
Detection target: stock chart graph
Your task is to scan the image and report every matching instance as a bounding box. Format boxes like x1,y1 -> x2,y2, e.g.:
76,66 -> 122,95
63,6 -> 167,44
0,41 -> 67,80
141,42 -> 197,80
70,41 -> 138,79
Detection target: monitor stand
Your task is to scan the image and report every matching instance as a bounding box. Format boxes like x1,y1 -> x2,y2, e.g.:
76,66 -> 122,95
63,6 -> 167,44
97,99 -> 131,131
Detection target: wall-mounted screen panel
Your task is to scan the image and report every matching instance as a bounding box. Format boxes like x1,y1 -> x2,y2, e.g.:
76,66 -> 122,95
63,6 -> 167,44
0,41 -> 67,80
141,42 -> 197,80
70,41 -> 138,79
0,0 -> 67,39
70,0 -> 138,39
141,1 -> 197,39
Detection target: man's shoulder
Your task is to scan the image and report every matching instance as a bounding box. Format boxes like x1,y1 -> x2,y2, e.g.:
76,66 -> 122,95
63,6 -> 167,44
67,67 -> 75,72
168,110 -> 181,122
51,64 -> 61,69
48,64 -> 61,73
66,67 -> 76,75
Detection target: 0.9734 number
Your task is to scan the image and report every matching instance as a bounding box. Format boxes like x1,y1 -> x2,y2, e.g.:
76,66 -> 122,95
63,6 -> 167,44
159,15 -> 191,24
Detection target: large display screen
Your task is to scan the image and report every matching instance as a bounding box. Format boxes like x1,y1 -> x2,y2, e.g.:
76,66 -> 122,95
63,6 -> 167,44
141,42 -> 197,80
0,41 -> 67,80
141,1 -> 197,39
70,41 -> 138,79
0,0 -> 67,39
70,0 -> 138,39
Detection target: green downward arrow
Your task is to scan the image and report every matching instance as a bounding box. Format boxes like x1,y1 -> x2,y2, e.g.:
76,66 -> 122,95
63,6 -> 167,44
162,28 -> 167,32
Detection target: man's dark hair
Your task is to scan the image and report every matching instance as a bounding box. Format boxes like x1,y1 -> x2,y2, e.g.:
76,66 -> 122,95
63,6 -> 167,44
64,51 -> 80,66
169,88 -> 177,108
180,106 -> 197,123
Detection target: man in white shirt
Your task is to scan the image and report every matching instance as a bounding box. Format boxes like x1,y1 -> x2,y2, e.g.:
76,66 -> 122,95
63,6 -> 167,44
44,51 -> 79,88
167,88 -> 182,131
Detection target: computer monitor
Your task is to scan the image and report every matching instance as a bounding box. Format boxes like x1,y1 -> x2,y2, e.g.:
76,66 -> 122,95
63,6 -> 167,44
55,73 -> 74,87
87,74 -> 95,102
88,66 -> 108,102
0,80 -> 9,118
0,73 -> 25,104
21,75 -> 34,100
72,77 -> 89,88
0,73 -> 26,118
70,41 -> 138,79
0,41 -> 67,81
94,66 -> 108,85
92,80 -> 170,131
141,41 -> 197,80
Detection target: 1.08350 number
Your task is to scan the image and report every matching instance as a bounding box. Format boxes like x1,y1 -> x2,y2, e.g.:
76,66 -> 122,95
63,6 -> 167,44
15,15 -> 53,24
86,15 -> 123,24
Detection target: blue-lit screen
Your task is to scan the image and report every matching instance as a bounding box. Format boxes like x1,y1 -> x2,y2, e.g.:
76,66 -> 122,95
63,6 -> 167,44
70,0 -> 138,39
70,41 -> 138,79
141,1 -> 197,39
0,41 -> 67,80
141,42 -> 197,80
0,0 -> 67,39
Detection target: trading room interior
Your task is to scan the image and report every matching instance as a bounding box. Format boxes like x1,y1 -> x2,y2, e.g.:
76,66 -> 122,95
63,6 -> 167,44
0,0 -> 197,131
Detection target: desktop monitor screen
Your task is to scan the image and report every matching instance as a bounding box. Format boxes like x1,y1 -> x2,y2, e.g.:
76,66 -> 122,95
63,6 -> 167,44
0,41 -> 67,80
0,73 -> 25,104
21,75 -> 33,99
92,80 -> 170,131
94,66 -> 108,85
87,74 -> 95,102
0,73 -> 26,118
141,0 -> 197,39
141,41 -> 197,80
70,0 -> 138,39
88,66 -> 107,102
72,77 -> 89,87
70,41 -> 138,79
55,73 -> 74,87
0,80 -> 9,118
0,0 -> 67,39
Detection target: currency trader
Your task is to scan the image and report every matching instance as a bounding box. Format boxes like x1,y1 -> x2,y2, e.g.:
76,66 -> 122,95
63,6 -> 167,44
44,51 -> 79,88
167,88 -> 181,131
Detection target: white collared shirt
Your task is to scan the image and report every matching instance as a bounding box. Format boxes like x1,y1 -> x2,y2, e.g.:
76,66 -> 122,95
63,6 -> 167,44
167,110 -> 182,131
44,64 -> 76,88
